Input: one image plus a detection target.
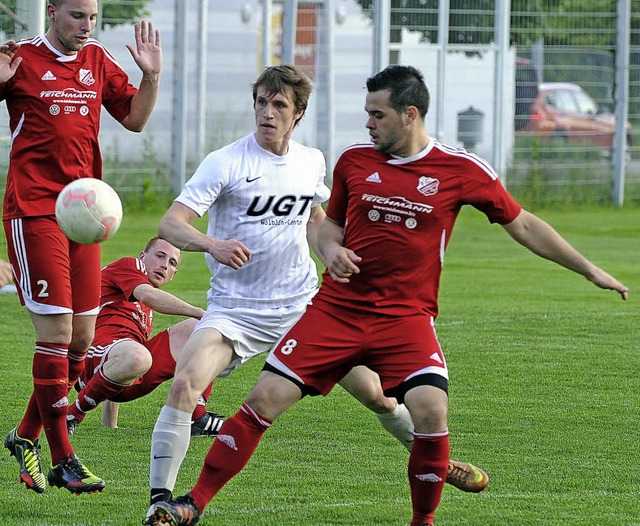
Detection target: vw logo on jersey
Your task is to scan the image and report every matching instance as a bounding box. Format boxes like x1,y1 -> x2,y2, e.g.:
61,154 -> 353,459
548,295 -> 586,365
417,176 -> 439,197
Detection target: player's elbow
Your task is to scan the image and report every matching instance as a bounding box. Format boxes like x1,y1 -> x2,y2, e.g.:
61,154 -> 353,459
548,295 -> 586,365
122,122 -> 146,133
120,114 -> 149,133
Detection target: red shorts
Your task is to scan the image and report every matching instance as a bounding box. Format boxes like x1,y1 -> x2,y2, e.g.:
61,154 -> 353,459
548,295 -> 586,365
265,297 -> 448,401
82,329 -> 175,403
4,216 -> 101,315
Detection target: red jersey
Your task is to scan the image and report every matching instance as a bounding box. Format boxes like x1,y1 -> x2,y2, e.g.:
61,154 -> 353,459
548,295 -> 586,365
93,256 -> 154,346
319,139 -> 522,317
0,35 -> 138,219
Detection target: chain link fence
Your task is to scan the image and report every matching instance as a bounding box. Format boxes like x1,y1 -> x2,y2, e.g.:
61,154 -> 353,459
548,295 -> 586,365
1,0 -> 640,206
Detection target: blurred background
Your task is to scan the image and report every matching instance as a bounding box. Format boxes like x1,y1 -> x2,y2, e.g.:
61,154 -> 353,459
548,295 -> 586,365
2,0 -> 640,207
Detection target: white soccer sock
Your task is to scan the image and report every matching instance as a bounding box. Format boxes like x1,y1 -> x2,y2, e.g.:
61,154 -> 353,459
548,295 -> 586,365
375,403 -> 414,451
150,405 -> 193,495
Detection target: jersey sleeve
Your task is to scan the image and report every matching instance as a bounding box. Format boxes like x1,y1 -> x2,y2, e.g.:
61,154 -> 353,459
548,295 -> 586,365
102,257 -> 151,302
175,150 -> 231,217
460,160 -> 522,225
311,149 -> 330,207
99,47 -> 138,123
325,150 -> 350,226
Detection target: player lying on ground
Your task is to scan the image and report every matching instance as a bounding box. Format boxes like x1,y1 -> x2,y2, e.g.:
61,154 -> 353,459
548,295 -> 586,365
66,237 -> 223,438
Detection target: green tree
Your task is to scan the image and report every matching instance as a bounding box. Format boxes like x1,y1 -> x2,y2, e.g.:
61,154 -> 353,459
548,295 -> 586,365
0,0 -> 151,37
354,0 -> 624,47
100,0 -> 151,28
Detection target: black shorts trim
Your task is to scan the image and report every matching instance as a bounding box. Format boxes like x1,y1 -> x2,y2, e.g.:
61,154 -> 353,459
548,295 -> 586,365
262,362 -> 321,398
384,373 -> 448,405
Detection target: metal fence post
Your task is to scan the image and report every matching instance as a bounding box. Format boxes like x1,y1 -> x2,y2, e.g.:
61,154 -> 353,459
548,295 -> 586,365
372,0 -> 390,74
492,0 -> 510,183
196,0 -> 208,163
282,0 -> 298,65
435,0 -> 449,143
612,0 -> 631,206
171,1 -> 188,195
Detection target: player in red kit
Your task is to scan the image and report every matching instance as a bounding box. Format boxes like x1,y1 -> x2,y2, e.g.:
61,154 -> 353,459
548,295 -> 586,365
149,65 -> 628,526
0,0 -> 162,495
66,237 -> 222,439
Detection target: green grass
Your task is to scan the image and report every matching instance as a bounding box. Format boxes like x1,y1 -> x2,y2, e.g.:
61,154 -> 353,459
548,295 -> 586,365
0,206 -> 638,525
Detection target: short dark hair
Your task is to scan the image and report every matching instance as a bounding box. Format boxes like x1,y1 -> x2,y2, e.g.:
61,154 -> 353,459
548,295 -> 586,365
366,65 -> 430,118
143,237 -> 160,253
252,65 -> 313,127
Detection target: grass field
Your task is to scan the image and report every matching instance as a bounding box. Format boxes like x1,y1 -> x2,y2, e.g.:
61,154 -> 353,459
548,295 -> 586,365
0,205 -> 638,526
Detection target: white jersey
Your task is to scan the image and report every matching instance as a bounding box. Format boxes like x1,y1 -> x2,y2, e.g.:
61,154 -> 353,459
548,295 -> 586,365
176,133 -> 330,309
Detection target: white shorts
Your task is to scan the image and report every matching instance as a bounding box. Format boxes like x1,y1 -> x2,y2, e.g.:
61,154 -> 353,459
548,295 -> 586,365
194,299 -> 311,377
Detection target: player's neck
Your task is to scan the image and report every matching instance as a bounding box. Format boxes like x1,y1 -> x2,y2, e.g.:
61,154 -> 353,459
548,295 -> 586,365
390,132 -> 430,158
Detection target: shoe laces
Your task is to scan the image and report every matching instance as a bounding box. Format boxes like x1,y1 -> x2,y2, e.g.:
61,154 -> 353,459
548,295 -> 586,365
448,462 -> 472,481
174,494 -> 198,517
63,456 -> 90,478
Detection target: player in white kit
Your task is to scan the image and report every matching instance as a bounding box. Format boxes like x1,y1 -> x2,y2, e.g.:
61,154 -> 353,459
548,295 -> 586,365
145,65 -> 486,523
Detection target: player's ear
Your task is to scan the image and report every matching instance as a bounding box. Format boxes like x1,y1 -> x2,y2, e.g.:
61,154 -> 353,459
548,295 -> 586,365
405,105 -> 419,124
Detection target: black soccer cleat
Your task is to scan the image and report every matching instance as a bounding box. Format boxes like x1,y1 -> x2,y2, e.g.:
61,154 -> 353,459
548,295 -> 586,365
190,411 -> 224,437
47,454 -> 106,494
152,493 -> 201,525
4,427 -> 47,493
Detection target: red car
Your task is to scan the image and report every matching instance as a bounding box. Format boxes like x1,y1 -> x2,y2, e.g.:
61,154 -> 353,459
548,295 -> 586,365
524,82 -> 631,152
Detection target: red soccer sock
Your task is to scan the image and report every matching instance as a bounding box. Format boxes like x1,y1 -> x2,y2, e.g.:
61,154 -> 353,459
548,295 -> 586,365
17,393 -> 43,442
191,381 -> 215,421
67,350 -> 87,392
32,341 -> 73,464
408,431 -> 450,526
72,368 -> 129,421
190,402 -> 271,512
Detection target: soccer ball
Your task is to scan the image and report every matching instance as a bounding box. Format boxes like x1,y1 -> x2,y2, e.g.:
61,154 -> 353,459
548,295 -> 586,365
55,179 -> 123,245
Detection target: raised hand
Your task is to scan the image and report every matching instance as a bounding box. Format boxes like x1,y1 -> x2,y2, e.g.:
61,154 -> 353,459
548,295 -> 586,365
0,40 -> 22,84
125,20 -> 162,80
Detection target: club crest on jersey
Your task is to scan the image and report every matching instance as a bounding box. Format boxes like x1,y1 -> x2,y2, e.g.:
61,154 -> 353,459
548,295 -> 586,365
417,176 -> 439,197
79,68 -> 96,86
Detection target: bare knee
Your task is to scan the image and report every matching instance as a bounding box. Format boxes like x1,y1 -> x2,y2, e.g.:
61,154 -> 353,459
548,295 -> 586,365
125,347 -> 153,378
405,385 -> 448,434
168,373 -> 201,410
69,315 -> 97,353
244,372 -> 302,421
103,346 -> 152,384
355,389 -> 397,414
69,332 -> 94,354
339,366 -> 397,414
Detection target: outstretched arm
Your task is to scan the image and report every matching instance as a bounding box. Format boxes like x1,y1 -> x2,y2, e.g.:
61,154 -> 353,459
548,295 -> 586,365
502,209 -> 628,300
0,259 -> 12,287
101,400 -> 120,428
120,21 -> 162,132
133,282 -> 205,318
